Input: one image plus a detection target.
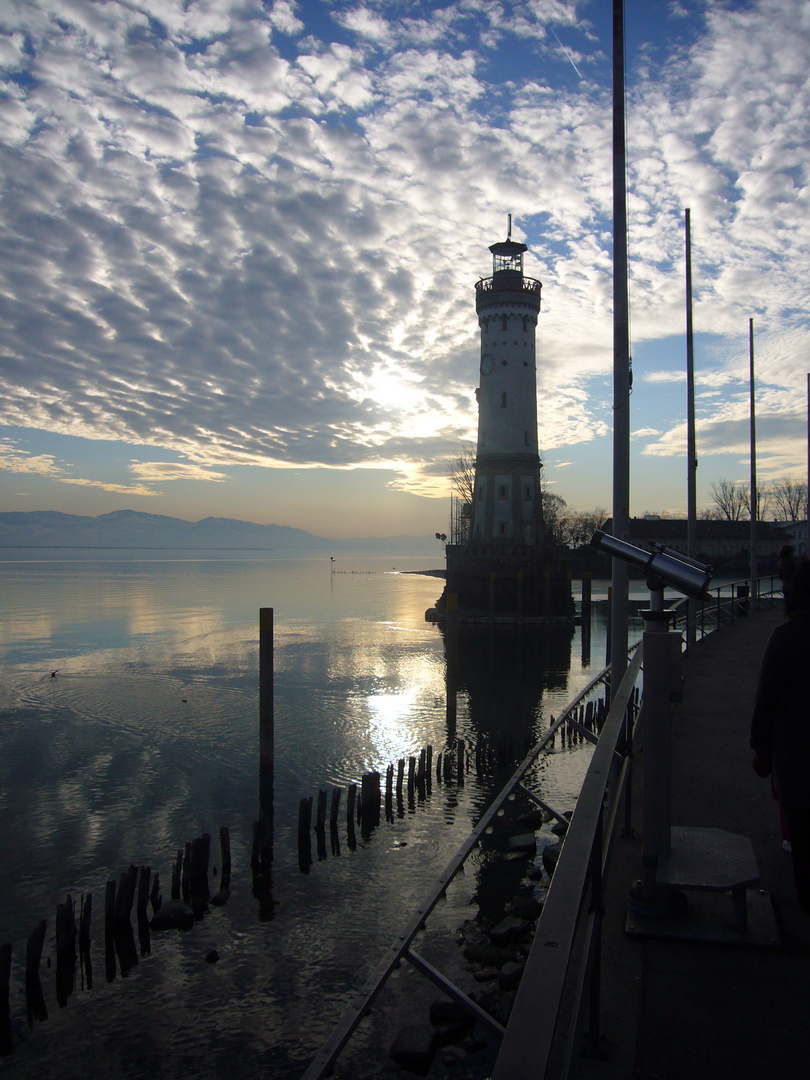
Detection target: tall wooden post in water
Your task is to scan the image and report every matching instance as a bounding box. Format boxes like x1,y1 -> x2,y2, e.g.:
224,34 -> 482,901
259,607 -> 274,822
611,0 -> 631,697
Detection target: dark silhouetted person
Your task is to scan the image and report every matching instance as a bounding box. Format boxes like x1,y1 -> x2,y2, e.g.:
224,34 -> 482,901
751,559 -> 810,911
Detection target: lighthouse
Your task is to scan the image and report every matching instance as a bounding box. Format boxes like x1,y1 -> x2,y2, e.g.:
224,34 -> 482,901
440,221 -> 572,621
471,225 -> 542,544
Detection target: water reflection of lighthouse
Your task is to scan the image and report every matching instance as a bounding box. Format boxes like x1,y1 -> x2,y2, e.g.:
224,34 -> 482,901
444,622 -> 576,762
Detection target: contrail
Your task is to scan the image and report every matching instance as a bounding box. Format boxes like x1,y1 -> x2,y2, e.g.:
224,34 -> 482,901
551,27 -> 583,80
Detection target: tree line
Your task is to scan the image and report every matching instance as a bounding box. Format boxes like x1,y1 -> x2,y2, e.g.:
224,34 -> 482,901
447,445 -> 807,548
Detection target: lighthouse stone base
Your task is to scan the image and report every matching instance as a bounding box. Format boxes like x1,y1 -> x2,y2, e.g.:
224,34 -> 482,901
438,543 -> 574,623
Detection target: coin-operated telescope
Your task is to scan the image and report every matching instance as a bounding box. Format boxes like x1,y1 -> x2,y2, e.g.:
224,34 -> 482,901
590,531 -> 711,600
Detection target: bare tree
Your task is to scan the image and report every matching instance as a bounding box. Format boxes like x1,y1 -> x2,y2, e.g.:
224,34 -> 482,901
541,490 -> 570,547
741,484 -> 771,521
708,478 -> 747,521
447,443 -> 476,544
567,506 -> 609,547
770,478 -> 807,522
448,443 -> 476,505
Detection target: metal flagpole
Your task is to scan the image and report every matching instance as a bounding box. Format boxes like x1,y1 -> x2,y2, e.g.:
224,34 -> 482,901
610,0 -> 631,698
685,209 -> 697,649
749,319 -> 757,604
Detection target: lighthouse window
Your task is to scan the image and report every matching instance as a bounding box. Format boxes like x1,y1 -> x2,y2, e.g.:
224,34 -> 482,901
501,392 -> 507,408
499,522 -> 507,535
525,485 -> 531,500
498,485 -> 508,500
501,315 -> 508,331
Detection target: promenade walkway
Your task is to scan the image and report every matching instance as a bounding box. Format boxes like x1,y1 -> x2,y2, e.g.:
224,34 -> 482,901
575,605 -> 810,1080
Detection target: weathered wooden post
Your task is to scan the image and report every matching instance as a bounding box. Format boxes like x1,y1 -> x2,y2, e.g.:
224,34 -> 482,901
298,797 -> 313,872
315,791 -> 328,861
219,826 -> 231,892
446,593 -> 458,731
104,880 -> 116,982
137,867 -> 151,956
385,765 -> 394,822
55,895 -> 78,1003
457,738 -> 465,785
259,607 -> 274,827
171,848 -> 183,901
0,941 -> 11,1055
25,921 -> 47,1025
182,843 -> 192,903
78,893 -> 92,992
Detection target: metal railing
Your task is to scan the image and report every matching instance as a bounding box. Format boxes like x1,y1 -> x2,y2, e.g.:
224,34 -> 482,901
670,573 -> 781,643
489,575 -> 779,1079
300,667 -> 614,1080
301,578 -> 778,1080
491,650 -> 643,1079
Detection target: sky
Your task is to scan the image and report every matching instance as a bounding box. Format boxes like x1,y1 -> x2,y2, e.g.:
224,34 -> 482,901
1,0 -> 809,539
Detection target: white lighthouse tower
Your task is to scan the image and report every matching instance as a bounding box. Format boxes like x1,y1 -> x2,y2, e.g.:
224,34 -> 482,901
471,222 -> 543,545
442,221 -> 571,620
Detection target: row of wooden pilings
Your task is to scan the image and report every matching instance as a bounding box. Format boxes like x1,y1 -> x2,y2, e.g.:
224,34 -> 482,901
0,827 -> 232,1056
296,691 -> 610,873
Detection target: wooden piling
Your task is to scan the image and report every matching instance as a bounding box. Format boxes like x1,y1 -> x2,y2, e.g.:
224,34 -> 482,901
316,790 -> 327,831
581,570 -> 592,622
115,866 -> 138,926
298,797 -> 313,872
457,738 -> 465,784
407,756 -> 416,790
259,607 -> 274,799
25,920 -> 47,1025
396,758 -> 404,794
171,848 -> 183,900
104,880 -> 116,982
56,895 -> 76,969
0,941 -> 11,1052
149,871 -> 161,912
219,826 -> 231,892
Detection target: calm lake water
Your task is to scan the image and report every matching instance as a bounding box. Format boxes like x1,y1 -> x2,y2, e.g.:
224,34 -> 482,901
0,550 -> 627,1079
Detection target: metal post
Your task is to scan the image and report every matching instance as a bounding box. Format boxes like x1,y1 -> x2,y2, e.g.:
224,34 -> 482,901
641,590 -> 678,897
749,319 -> 758,600
610,0 -> 631,701
685,209 -> 697,652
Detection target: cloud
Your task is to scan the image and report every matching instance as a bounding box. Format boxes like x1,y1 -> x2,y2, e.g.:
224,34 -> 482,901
0,0 -> 809,517
129,461 -> 229,483
0,438 -> 158,495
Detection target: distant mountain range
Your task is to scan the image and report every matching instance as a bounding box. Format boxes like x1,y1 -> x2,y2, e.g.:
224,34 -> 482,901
0,510 -> 436,552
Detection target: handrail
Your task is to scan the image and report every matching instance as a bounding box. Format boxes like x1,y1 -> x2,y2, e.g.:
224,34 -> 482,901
300,667 -> 613,1079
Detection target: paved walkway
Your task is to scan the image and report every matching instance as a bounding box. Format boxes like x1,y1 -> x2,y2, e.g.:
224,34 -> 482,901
575,605 -> 810,1080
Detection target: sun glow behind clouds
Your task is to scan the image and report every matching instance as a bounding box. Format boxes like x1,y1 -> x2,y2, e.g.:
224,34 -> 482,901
1,1 -> 810,529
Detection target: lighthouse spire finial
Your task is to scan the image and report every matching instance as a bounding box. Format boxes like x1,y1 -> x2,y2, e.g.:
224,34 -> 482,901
508,213 -> 512,239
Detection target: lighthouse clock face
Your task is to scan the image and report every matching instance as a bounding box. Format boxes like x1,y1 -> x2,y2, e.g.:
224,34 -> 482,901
480,353 -> 494,376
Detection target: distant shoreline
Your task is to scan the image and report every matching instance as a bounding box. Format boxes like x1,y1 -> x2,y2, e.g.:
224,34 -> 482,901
402,568 -> 446,578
